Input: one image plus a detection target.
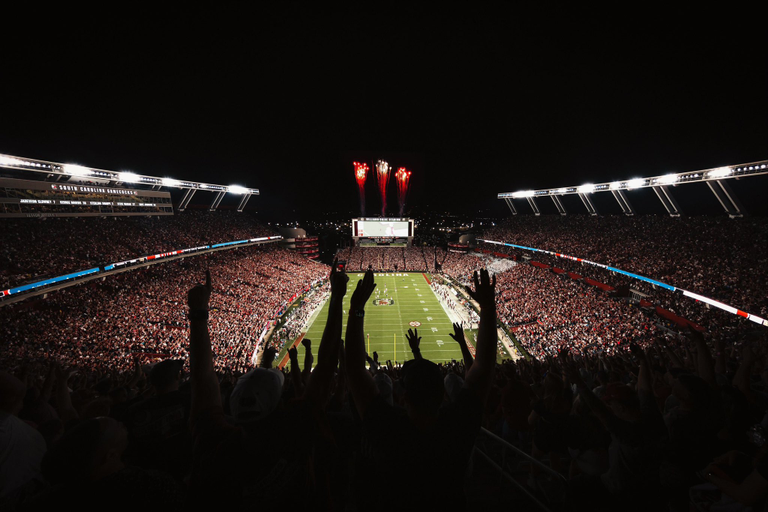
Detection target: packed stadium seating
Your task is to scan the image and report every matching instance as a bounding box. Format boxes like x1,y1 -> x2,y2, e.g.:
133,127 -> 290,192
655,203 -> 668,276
1,212 -> 766,511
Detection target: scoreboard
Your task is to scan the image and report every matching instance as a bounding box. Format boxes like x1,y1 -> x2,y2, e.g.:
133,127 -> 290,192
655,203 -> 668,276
352,218 -> 414,245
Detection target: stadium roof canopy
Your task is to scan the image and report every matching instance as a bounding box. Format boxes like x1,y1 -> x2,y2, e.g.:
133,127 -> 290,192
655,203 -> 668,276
0,153 -> 259,212
499,160 -> 768,217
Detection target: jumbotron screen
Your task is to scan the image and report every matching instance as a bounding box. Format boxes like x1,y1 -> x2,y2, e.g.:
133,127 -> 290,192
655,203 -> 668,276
353,218 -> 413,238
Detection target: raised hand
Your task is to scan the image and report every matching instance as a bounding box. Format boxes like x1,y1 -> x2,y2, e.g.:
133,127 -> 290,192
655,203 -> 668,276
329,259 -> 349,298
260,343 -> 277,369
465,269 -> 496,308
449,322 -> 465,345
188,269 -> 212,311
301,338 -> 311,349
406,328 -> 422,352
350,269 -> 376,311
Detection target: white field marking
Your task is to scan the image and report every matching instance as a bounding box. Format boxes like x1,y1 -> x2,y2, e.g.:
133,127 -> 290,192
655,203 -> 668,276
423,308 -> 429,312
393,276 -> 408,357
436,340 -> 444,346
426,317 -> 433,321
431,327 -> 438,332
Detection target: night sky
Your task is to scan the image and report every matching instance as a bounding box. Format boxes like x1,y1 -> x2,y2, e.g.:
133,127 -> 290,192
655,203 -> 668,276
1,5 -> 766,220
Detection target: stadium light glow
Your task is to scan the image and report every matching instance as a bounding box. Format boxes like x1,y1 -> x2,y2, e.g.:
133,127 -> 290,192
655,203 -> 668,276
228,185 -> 249,194
578,184 -> 595,194
119,172 -> 140,183
627,178 -> 646,189
162,178 -> 180,187
609,181 -> 622,190
0,155 -> 20,166
63,164 -> 91,177
707,167 -> 732,179
657,173 -> 679,185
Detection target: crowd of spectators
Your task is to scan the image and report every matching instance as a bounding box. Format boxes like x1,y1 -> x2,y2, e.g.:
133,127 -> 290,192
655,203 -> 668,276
482,215 -> 768,355
1,212 -> 767,511
2,258 -> 766,511
1,245 -> 327,376
483,215 -> 768,319
0,210 -> 274,289
490,263 -> 658,359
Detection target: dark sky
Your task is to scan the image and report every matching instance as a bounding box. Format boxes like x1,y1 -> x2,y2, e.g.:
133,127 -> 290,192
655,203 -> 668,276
1,5 -> 765,220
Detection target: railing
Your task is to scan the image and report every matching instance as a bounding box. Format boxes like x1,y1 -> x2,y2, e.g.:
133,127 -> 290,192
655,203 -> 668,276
473,427 -> 568,512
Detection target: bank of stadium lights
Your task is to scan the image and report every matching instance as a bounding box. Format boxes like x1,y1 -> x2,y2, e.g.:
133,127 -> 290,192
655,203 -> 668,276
118,172 -> 140,183
498,161 -> 768,217
0,152 -> 259,196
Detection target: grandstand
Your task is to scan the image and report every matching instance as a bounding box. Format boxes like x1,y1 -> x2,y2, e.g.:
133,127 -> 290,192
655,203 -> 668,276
2,153 -> 767,512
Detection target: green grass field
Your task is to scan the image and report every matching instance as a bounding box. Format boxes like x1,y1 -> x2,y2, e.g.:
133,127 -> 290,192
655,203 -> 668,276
293,272 -> 469,367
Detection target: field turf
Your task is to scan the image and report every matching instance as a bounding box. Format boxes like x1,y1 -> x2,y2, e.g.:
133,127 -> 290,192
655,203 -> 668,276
294,272 -> 466,367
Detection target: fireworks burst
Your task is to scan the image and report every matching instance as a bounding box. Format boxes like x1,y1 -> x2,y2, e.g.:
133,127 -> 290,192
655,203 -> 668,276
395,167 -> 411,216
376,160 -> 390,216
353,162 -> 369,215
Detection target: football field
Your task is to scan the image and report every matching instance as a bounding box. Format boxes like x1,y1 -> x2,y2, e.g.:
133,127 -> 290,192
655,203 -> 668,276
295,272 -> 468,366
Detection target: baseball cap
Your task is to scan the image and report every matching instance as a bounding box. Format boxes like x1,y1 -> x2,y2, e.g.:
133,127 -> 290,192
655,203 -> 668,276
230,368 -> 285,423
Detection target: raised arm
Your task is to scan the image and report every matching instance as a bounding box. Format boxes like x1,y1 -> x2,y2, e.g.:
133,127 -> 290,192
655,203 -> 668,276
188,270 -> 221,420
406,328 -> 424,360
449,322 -> 474,371
344,269 -> 378,417
462,269 -> 497,400
688,327 -> 716,389
301,338 -> 313,383
629,342 -> 653,399
303,262 -> 347,406
288,345 -> 304,397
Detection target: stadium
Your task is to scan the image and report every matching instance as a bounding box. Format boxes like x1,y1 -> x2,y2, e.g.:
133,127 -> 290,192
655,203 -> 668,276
1,5 -> 767,512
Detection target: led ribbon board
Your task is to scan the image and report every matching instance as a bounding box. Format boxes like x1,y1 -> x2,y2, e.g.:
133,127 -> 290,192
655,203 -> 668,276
2,236 -> 282,299
478,239 -> 767,327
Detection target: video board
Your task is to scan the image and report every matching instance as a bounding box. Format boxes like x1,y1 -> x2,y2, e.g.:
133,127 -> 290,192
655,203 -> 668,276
352,218 -> 413,238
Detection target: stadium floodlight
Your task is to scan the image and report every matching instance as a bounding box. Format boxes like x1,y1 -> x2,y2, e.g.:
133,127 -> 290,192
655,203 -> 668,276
609,181 -> 622,190
162,177 -> 180,187
578,183 -> 595,194
509,190 -> 532,198
118,172 -> 140,183
63,164 -> 91,177
556,188 -> 568,194
707,167 -> 732,179
657,173 -> 679,185
0,155 -> 20,166
627,178 -> 646,190
228,185 -> 249,195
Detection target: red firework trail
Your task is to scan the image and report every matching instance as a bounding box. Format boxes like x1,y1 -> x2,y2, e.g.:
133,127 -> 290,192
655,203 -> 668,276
353,162 -> 369,215
395,167 -> 411,216
376,160 -> 390,216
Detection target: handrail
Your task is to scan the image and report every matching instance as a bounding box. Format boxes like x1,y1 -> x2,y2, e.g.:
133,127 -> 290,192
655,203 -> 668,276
478,427 -> 567,484
473,427 -> 567,512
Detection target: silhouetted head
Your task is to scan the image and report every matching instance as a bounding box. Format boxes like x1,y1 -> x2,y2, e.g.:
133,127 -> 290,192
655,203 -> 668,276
401,359 -> 444,417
